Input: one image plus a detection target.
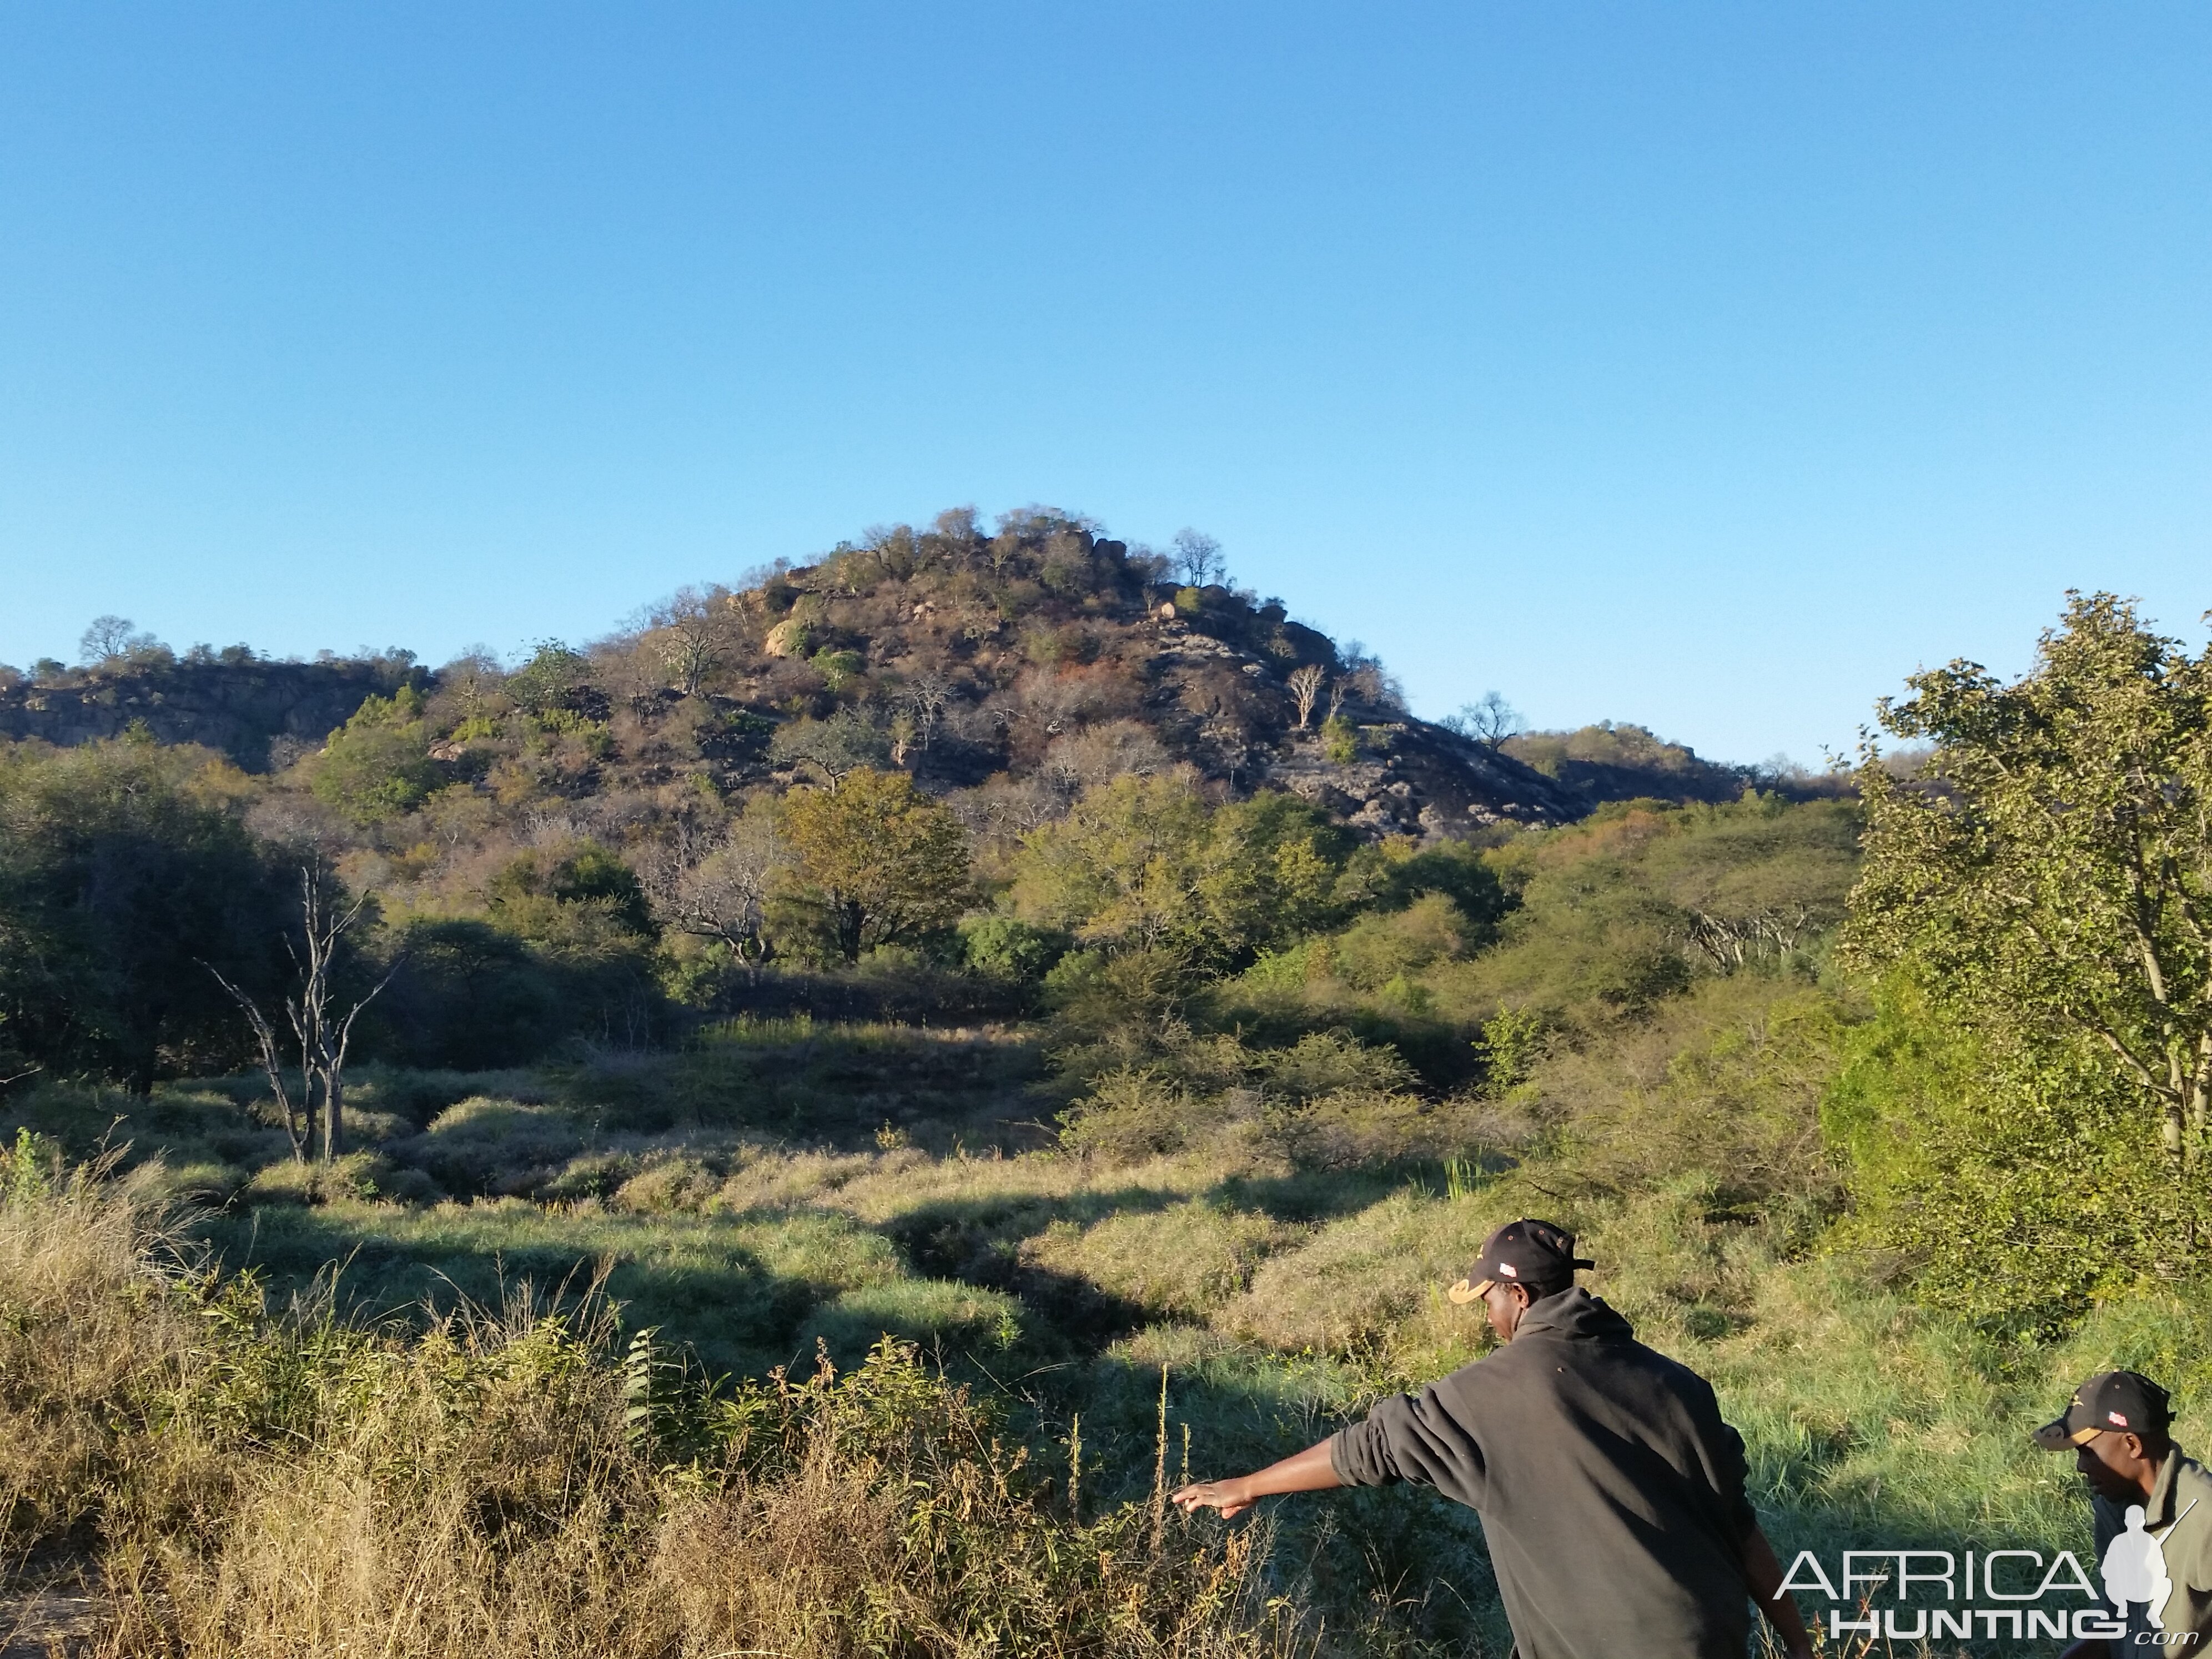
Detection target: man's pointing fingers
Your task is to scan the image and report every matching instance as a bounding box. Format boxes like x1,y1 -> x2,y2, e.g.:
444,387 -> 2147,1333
1170,1481 -> 1250,1520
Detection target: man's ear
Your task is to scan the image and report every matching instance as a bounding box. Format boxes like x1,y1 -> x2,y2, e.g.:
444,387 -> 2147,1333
2121,1432 -> 2151,1465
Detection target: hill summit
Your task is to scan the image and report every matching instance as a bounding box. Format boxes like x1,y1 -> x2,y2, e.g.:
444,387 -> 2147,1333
4,509 -> 1596,838
607,509 -> 1582,838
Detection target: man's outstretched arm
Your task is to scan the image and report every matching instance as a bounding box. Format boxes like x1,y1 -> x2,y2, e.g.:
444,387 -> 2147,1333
1170,1439 -> 1343,1521
1742,1523 -> 1814,1659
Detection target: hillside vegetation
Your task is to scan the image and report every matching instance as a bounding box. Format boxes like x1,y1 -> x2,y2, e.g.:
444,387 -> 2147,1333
2,529 -> 2205,1655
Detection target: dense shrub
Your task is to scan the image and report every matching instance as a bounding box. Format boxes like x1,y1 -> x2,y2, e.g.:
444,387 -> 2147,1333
308,685 -> 440,823
0,737 -> 295,1088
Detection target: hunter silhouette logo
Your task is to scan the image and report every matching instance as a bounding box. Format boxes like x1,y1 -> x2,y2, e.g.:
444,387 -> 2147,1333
2104,1499 -> 2198,1635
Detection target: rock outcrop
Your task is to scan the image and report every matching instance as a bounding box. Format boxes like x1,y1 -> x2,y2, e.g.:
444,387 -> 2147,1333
0,659 -> 420,771
1138,612 -> 1575,833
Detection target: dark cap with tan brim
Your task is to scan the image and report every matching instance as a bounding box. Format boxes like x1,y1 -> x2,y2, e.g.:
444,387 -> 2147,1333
2033,1370 -> 2171,1451
1448,1219 -> 1595,1305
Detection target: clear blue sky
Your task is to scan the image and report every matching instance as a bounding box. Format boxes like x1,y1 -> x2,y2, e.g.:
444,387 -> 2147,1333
3,4 -> 2206,766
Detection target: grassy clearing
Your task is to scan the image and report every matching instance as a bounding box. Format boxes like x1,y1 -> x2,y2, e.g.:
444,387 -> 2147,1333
0,1153 -> 1299,1658
198,1197 -> 903,1376
2,949 -> 2178,1656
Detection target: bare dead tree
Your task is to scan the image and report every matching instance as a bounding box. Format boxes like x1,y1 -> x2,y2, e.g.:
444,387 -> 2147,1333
1682,905 -> 1824,973
652,586 -> 735,697
207,966 -> 309,1159
77,615 -> 156,665
207,867 -> 399,1164
907,671 -> 954,751
646,815 -> 785,979
1451,691 -> 1524,751
1171,529 -> 1224,588
440,647 -> 505,721
1286,665 -> 1325,731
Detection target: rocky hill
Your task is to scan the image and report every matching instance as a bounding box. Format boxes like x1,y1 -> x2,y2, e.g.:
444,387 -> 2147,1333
6,510 -> 1823,853
0,652 -> 423,772
4,510 -> 1584,840
612,516 -> 1583,836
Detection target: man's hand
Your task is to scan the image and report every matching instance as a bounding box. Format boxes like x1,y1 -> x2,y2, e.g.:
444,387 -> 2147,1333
1171,1477 -> 1255,1520
1169,1440 -> 1343,1521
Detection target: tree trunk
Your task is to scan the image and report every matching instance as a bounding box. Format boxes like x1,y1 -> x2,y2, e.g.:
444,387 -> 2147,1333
836,899 -> 866,964
320,1066 -> 344,1161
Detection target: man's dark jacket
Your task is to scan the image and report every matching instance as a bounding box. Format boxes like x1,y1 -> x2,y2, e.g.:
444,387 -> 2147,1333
1328,1288 -> 1756,1659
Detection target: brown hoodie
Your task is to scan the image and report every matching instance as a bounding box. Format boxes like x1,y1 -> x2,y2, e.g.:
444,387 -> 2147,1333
1328,1288 -> 1756,1659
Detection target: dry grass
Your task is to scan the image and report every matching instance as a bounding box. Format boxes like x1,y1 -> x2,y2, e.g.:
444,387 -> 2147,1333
0,1142 -> 1302,1659
0,1150 -> 193,1551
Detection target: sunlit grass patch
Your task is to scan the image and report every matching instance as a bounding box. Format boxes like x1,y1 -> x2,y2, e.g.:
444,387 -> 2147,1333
1221,1188 -> 1505,1359
390,1097 -> 591,1197
0,1154 -> 1290,1657
1025,1201 -> 1303,1323
796,1278 -> 1029,1370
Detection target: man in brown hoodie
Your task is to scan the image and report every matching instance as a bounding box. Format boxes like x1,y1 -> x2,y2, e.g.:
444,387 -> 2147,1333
1172,1219 -> 1812,1659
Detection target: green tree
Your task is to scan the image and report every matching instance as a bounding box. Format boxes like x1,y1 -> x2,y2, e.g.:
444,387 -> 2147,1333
1012,774 -> 1211,956
0,736 -> 291,1088
1844,593 -> 2212,1169
1822,969 -> 2157,1325
371,918 -> 560,1069
777,769 -> 974,963
1194,791 -> 1351,958
1011,775 -> 1348,969
958,914 -> 1070,984
505,642 -> 594,716
482,841 -> 664,1048
310,685 -> 440,824
489,841 -> 655,938
1640,795 -> 1860,971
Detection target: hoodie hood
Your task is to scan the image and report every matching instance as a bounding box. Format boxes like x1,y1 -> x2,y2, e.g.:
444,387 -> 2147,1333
1512,1286 -> 1637,1345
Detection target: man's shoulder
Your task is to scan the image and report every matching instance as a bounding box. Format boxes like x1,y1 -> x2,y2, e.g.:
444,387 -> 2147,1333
2173,1450 -> 2212,1499
1465,1318 -> 1720,1409
1567,1324 -> 1723,1403
2160,1450 -> 2212,1579
2168,1451 -> 2212,1526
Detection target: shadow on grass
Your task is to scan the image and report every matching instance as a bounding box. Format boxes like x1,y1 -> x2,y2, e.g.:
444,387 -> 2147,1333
1204,1167 -> 1417,1223
552,1029 -> 1048,1150
882,1188 -> 1201,1350
193,1201 -> 883,1379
